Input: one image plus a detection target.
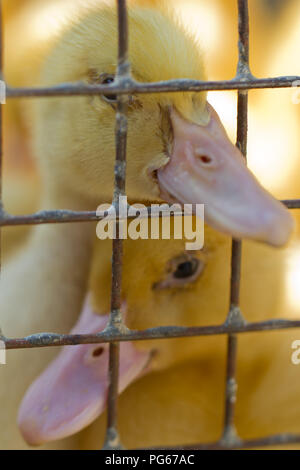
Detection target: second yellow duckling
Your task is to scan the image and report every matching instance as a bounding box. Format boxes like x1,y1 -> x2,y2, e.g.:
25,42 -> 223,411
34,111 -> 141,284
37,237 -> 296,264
18,224 -> 297,448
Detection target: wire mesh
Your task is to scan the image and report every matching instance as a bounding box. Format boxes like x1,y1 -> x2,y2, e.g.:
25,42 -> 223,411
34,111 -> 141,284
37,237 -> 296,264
1,0 -> 300,450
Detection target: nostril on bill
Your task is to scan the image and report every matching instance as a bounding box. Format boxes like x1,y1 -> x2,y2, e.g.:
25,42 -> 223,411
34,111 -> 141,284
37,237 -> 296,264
92,347 -> 105,357
195,152 -> 214,167
199,155 -> 212,164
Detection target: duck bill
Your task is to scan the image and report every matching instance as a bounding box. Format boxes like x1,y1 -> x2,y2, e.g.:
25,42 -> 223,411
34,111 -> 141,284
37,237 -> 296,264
18,299 -> 150,446
157,104 -> 294,247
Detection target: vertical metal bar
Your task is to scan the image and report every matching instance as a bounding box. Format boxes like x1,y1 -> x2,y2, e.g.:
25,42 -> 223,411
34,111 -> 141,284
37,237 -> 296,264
0,0 -> 3,345
103,0 -> 130,450
117,0 -> 129,73
229,241 -> 242,308
222,334 -> 239,444
222,0 -> 249,447
0,0 -> 3,276
237,0 -> 249,67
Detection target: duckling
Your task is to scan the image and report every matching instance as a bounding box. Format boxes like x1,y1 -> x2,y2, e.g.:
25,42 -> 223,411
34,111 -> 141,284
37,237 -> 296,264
2,172 -> 40,262
1,0 -> 294,449
2,0 -> 95,262
4,0 -> 296,208
3,1 -> 292,241
29,1 -> 292,238
18,225 -> 293,448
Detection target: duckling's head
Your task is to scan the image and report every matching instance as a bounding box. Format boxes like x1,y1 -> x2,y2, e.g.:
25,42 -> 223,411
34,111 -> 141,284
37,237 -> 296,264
18,222 -> 233,445
34,2 -> 294,246
18,214 -> 285,445
19,216 -> 284,445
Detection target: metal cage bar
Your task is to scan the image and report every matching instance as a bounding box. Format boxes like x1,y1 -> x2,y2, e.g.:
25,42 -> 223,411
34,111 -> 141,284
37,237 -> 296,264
6,76 -> 300,98
2,0 -> 300,450
103,0 -> 130,450
0,197 -> 299,227
221,0 -> 249,447
0,2 -> 3,277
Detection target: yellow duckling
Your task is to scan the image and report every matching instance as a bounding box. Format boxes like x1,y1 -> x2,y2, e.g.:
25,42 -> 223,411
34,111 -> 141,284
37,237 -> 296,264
18,226 -> 296,448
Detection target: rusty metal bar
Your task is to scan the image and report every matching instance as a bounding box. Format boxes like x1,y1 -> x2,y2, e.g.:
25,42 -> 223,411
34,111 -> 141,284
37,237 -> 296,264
229,241 -> 243,310
145,432 -> 300,450
222,334 -> 240,446
236,0 -> 250,75
5,75 -> 300,98
0,0 -> 3,278
0,197 -> 298,227
0,206 -> 177,227
4,317 -> 300,350
282,199 -> 300,209
104,342 -> 122,449
103,0 -> 130,450
221,0 -> 250,447
116,0 -> 129,70
0,1 -> 3,202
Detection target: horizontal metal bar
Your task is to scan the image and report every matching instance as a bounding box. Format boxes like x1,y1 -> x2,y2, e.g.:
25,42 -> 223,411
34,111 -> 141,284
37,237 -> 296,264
0,207 -> 172,226
5,75 -> 300,99
144,432 -> 300,450
1,199 -> 299,227
282,200 -> 300,209
3,317 -> 300,350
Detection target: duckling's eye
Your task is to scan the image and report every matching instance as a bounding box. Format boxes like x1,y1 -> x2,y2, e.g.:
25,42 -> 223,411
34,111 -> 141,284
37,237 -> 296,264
173,259 -> 199,279
152,256 -> 204,290
100,75 -> 117,103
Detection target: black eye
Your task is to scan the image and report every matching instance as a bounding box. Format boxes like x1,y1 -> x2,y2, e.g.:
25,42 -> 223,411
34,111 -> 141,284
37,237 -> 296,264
173,259 -> 199,279
101,76 -> 117,103
152,256 -> 204,290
